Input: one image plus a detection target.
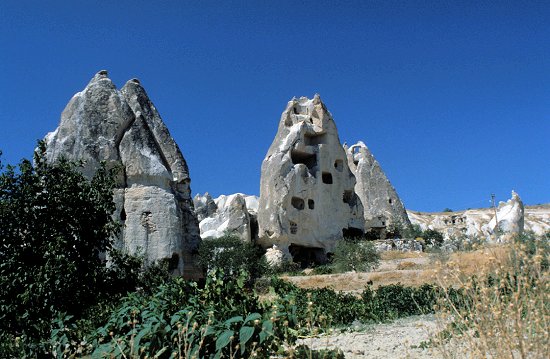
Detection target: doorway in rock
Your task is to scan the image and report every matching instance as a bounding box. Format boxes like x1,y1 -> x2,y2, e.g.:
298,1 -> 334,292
342,227 -> 364,239
288,244 -> 328,268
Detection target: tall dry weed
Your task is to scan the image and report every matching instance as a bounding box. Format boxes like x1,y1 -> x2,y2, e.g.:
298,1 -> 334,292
431,237 -> 549,358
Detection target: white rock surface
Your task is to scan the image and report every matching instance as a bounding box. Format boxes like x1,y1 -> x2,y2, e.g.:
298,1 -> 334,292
482,190 -> 524,242
346,141 -> 410,235
257,95 -> 364,259
409,191 -> 547,242
44,71 -> 201,277
198,193 -> 251,241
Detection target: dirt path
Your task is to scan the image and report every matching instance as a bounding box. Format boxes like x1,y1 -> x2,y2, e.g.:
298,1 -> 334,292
296,314 -> 442,358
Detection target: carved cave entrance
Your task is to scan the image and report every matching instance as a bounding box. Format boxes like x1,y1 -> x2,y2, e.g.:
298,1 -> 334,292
288,244 -> 328,268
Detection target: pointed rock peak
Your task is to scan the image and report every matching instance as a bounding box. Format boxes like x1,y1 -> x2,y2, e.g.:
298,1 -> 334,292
122,78 -> 144,92
87,69 -> 115,88
282,94 -> 332,129
121,77 -> 148,100
313,93 -> 321,104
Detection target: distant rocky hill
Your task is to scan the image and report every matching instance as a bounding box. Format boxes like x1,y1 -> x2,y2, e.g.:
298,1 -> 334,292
408,192 -> 549,241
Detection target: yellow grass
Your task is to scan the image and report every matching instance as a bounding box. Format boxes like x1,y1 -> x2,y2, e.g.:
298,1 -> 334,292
380,251 -> 425,260
396,261 -> 418,270
432,241 -> 549,358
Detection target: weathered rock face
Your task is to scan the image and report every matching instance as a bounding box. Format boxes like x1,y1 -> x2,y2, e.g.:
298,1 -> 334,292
196,194 -> 251,241
483,191 -> 525,242
257,95 -> 364,261
44,71 -> 201,277
194,193 -> 259,242
193,193 -> 218,222
346,141 -> 410,236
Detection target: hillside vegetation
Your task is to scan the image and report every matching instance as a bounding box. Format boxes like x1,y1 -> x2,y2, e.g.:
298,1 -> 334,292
1,149 -> 548,358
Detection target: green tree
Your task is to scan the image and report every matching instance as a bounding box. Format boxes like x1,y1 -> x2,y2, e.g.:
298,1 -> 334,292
332,238 -> 380,272
422,229 -> 445,247
198,233 -> 266,282
0,143 -> 119,346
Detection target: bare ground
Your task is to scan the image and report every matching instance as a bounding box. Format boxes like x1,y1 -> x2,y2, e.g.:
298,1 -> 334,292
280,247 -> 512,358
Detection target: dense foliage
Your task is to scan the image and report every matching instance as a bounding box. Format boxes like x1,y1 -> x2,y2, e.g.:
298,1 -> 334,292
198,234 -> 267,281
269,277 -> 461,326
331,239 -> 380,272
0,144 -> 120,350
0,145 -> 170,356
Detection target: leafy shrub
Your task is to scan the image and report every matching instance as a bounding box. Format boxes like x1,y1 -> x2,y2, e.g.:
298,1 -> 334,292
0,143 -> 119,353
310,264 -> 334,275
270,277 -> 452,326
89,270 -> 289,358
422,229 -> 445,247
0,145 -> 174,356
332,239 -> 380,273
265,260 -> 302,276
198,234 -> 267,281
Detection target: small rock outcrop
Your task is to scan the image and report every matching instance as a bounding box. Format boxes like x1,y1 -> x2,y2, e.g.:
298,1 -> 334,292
346,141 -> 410,237
196,194 -> 251,241
483,191 -> 525,241
44,71 -> 201,277
194,193 -> 259,242
193,193 -> 218,222
257,95 -> 364,262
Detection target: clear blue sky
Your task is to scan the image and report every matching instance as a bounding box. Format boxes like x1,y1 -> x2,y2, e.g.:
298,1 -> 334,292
1,1 -> 548,212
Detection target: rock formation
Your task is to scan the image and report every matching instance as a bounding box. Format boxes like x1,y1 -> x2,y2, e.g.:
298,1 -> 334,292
44,71 -> 201,277
195,194 -> 251,241
408,191 -> 541,242
193,192 -> 218,222
346,141 -> 410,237
193,193 -> 259,242
482,190 -> 525,242
257,95 -> 364,264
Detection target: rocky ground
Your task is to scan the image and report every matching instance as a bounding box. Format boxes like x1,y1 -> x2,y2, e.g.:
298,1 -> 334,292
296,314 -> 441,358
283,248 -> 514,358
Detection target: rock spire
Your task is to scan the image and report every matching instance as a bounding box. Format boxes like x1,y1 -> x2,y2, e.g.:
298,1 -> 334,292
346,141 -> 411,237
257,95 -> 364,264
44,71 -> 201,277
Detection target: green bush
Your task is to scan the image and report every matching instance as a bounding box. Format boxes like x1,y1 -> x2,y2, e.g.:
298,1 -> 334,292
422,229 -> 445,247
89,270 -> 287,358
0,143 -> 120,354
332,238 -> 380,273
198,234 -> 267,282
0,144 -> 173,356
269,277 -> 452,326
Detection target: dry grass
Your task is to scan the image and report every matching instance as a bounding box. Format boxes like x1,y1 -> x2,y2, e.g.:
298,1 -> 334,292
431,241 -> 549,358
396,261 -> 418,270
278,240 -> 548,358
380,251 -> 425,260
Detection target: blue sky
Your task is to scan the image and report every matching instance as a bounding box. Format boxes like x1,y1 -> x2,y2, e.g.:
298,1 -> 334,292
1,1 -> 548,212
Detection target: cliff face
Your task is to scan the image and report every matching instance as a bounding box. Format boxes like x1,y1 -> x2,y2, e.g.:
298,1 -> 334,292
44,71 -> 201,277
257,95 -> 364,262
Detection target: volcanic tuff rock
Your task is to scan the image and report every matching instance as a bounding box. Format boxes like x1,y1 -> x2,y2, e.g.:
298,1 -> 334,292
482,190 -> 524,241
195,194 -> 251,241
193,193 -> 259,242
257,95 -> 364,261
408,191 -> 543,242
44,71 -> 201,277
346,141 -> 410,236
193,192 -> 218,222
